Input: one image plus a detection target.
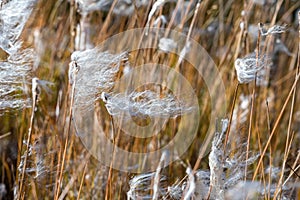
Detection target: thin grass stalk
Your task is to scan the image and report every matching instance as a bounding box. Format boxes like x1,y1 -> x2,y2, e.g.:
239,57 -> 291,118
174,0 -> 201,71
174,0 -> 193,31
77,162 -> 87,200
29,179 -> 38,200
266,100 -> 272,200
218,0 -> 225,47
98,0 -> 118,40
252,73 -> 300,181
18,77 -> 39,199
276,78 -> 298,197
268,149 -> 272,200
58,153 -> 90,200
131,0 -> 143,26
205,185 -> 212,200
55,62 -> 79,200
163,173 -> 188,200
233,12 -> 245,61
186,0 -> 201,42
53,3 -> 77,196
105,112 -> 120,200
0,132 -> 11,140
53,140 -> 62,198
245,26 -> 261,182
274,131 -> 295,199
224,82 -> 239,150
70,0 -> 76,51
117,181 -> 123,200
16,110 -> 28,191
283,152 -> 300,188
165,0 -> 184,35
256,128 -> 267,200
270,0 -> 284,25
274,11 -> 300,198
152,152 -> 167,200
242,2 -> 250,55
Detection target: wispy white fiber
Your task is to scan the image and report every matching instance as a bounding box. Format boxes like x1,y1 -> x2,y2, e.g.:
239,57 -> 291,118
208,119 -> 228,200
259,23 -> 287,36
72,49 -> 128,112
102,90 -> 195,119
234,53 -> 271,84
0,0 -> 36,54
0,0 -> 37,112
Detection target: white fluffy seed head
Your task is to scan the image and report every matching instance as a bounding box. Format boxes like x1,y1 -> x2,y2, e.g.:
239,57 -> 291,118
234,54 -> 270,84
259,24 -> 287,36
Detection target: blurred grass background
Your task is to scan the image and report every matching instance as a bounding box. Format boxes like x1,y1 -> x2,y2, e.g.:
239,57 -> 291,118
0,0 -> 300,199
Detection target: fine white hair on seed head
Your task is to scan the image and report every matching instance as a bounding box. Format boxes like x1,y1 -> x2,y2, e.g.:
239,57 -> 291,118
234,54 -> 271,85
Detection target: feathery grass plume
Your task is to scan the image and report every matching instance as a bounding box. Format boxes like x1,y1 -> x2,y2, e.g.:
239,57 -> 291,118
208,119 -> 260,199
234,53 -> 271,85
0,0 -> 36,54
0,1 -> 299,199
161,119 -> 260,200
167,181 -> 183,200
127,172 -> 167,200
0,49 -> 35,109
102,90 -> 195,119
208,119 -> 228,199
71,49 -> 128,112
17,77 -> 54,198
17,136 -> 59,190
0,0 -> 37,112
127,173 -> 154,200
259,23 -> 287,36
0,60 -> 31,112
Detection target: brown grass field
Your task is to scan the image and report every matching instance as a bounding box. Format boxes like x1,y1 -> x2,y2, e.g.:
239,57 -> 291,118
0,0 -> 300,199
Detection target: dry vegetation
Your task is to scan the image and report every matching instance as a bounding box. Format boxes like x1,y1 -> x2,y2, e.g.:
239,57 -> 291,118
0,0 -> 300,199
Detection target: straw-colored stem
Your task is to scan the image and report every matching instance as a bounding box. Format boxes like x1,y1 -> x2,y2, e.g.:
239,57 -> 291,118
18,88 -> 38,199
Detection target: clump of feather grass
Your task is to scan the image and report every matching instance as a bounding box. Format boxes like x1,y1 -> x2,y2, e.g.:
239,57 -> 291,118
71,49 -> 128,112
234,53 -> 271,85
0,0 -> 37,112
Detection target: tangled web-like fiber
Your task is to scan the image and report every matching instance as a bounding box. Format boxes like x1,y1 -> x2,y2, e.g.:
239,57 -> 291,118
72,49 -> 128,112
